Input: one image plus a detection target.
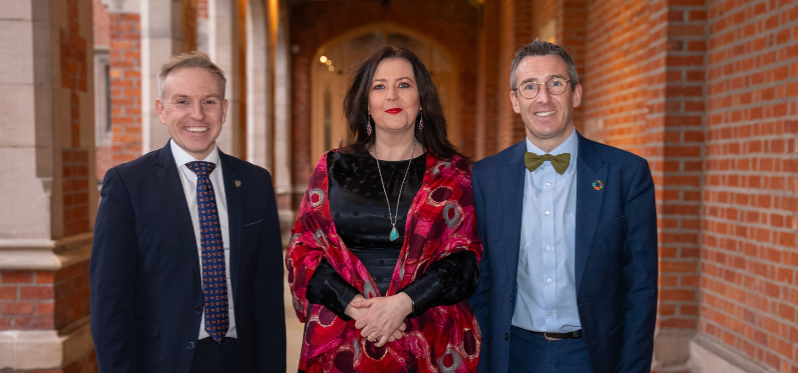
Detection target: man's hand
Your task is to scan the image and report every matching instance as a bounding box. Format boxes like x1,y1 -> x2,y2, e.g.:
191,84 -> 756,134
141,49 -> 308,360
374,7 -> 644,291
352,292 -> 413,347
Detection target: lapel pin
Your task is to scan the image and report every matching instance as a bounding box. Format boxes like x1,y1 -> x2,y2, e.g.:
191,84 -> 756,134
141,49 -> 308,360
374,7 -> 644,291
592,180 -> 604,190
235,180 -> 242,187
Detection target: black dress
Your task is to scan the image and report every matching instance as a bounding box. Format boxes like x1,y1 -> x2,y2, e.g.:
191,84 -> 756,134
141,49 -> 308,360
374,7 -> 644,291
306,150 -> 479,320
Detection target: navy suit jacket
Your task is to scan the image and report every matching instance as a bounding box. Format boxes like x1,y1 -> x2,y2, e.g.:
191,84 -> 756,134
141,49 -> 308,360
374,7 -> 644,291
469,133 -> 657,373
90,142 -> 286,373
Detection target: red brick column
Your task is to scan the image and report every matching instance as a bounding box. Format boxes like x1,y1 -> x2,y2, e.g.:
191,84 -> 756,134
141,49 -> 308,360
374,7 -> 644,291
61,0 -> 91,238
0,271 -> 54,331
643,0 -> 707,370
1,265 -> 95,373
496,0 -> 531,150
475,0 -> 500,160
559,0 -> 586,132
109,13 -> 142,165
699,0 -> 798,371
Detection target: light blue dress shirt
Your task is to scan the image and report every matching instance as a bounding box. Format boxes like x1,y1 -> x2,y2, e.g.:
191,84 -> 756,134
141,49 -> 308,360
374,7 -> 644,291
511,129 -> 581,333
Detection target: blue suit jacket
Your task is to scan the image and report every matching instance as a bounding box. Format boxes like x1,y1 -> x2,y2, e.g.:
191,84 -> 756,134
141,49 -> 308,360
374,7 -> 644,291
469,133 -> 657,373
90,142 -> 286,373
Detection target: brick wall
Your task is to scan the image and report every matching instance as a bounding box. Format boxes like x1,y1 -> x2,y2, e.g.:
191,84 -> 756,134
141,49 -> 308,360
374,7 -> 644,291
700,0 -> 798,371
108,13 -> 142,166
183,0 -> 198,52
63,149 -> 90,236
475,0 -> 500,159
61,0 -> 91,237
496,0 -> 531,151
197,0 -> 208,19
92,0 -> 109,46
0,263 -> 94,372
558,0 -> 586,133
0,271 -> 55,330
645,0 -> 707,337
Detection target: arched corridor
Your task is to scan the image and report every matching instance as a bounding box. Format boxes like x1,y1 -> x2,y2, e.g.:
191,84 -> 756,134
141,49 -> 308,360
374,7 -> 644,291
2,0 -> 798,372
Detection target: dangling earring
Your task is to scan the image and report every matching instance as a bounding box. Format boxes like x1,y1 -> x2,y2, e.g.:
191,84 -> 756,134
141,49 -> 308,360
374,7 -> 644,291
366,111 -> 373,136
418,108 -> 424,131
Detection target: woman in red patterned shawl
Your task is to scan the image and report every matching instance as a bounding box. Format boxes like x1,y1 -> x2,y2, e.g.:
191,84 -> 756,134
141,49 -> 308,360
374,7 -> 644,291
286,46 -> 482,373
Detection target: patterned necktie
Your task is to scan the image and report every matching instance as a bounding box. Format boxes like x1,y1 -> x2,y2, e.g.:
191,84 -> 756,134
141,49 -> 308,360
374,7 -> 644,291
524,152 -> 571,175
186,161 -> 229,343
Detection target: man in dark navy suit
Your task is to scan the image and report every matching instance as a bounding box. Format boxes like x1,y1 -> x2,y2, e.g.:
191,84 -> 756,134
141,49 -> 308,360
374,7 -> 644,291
469,40 -> 658,373
90,52 -> 285,373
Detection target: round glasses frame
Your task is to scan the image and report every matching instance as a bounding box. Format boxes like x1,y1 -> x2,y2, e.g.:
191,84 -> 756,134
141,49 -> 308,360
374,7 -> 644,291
513,77 -> 572,100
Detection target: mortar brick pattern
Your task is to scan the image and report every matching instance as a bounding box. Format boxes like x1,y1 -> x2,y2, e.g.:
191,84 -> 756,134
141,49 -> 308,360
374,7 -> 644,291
701,0 -> 798,370
108,13 -> 142,167
0,271 -> 56,330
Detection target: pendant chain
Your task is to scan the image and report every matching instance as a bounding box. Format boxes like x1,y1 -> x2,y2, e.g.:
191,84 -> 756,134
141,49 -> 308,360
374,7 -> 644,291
373,139 -> 417,241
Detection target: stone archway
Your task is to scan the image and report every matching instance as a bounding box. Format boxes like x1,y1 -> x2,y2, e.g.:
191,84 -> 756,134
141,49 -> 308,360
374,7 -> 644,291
309,24 -> 459,162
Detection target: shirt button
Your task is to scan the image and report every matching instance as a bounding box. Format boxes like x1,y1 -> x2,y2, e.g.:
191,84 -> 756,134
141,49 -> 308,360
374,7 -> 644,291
546,245 -> 552,250
545,211 -> 551,215
547,181 -> 552,186
547,279 -> 553,283
186,341 -> 196,349
548,312 -> 553,316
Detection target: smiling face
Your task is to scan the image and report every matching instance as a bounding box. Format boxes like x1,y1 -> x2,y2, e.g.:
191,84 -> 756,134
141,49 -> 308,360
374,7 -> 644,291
155,67 -> 228,160
368,58 -> 420,137
510,55 -> 582,152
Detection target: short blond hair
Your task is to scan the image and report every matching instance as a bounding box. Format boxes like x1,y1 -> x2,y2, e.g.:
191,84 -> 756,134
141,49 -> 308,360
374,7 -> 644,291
157,51 -> 226,98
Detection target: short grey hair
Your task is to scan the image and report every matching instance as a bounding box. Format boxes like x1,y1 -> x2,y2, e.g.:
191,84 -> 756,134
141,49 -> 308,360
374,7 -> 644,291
157,51 -> 226,98
510,40 -> 579,91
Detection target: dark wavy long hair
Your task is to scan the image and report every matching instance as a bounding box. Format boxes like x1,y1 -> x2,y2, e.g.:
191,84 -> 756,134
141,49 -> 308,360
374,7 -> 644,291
341,45 -> 463,160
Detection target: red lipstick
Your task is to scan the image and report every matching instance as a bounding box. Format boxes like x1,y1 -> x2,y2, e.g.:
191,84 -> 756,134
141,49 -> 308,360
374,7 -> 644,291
385,108 -> 402,114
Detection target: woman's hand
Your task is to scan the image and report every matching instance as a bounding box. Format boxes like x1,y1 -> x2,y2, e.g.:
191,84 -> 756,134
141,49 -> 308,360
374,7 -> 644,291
352,292 -> 413,347
344,294 -> 369,320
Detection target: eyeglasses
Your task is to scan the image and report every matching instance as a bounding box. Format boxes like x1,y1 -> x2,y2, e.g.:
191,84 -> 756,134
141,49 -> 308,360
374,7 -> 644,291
513,76 -> 571,99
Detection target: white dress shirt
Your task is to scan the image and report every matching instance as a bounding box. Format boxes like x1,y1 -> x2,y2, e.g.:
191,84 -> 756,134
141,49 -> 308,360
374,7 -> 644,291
512,129 -> 581,333
170,139 -> 237,340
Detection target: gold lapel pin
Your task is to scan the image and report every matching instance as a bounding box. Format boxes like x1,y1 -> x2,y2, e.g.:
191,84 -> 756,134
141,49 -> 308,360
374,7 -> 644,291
235,180 -> 242,187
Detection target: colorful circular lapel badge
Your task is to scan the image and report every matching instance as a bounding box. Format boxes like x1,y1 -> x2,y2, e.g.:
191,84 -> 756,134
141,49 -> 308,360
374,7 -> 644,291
592,180 -> 604,190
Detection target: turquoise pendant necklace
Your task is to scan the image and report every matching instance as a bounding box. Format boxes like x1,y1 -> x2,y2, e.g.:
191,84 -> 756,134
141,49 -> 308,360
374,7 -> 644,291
373,139 -> 416,241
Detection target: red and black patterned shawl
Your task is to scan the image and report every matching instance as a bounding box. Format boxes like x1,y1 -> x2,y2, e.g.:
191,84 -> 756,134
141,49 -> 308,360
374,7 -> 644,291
286,150 -> 483,373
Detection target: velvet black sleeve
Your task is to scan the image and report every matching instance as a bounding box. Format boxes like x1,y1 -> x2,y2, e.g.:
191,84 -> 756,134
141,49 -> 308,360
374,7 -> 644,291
306,259 -> 360,321
399,250 -> 480,318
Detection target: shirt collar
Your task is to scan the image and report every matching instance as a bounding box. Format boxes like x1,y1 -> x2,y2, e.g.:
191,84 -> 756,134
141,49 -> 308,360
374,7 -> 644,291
525,128 -> 578,157
169,139 -> 220,167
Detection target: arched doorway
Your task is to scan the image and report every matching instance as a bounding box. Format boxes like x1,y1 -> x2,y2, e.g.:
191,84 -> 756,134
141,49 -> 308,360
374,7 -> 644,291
310,26 -> 459,162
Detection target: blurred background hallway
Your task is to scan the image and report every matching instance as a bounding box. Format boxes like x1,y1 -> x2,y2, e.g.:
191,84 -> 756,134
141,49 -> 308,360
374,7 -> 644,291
2,0 -> 798,372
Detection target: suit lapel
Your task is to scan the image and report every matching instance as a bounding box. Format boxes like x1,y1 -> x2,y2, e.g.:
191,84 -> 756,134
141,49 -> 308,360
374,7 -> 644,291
574,135 -> 608,292
500,142 -> 528,280
220,152 -> 243,297
156,144 -> 202,285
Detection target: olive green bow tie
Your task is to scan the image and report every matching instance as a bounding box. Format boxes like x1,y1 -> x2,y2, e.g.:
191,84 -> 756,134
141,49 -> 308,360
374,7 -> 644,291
524,152 -> 571,175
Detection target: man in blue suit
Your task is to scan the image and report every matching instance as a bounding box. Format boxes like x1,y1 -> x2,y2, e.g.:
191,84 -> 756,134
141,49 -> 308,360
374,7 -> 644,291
90,52 -> 285,373
469,40 -> 658,373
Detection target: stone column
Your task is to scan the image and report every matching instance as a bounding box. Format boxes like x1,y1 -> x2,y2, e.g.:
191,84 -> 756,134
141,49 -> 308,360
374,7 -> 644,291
208,0 -> 240,157
245,0 -> 271,170
0,0 -> 97,371
273,1 -> 293,243
141,0 -> 183,154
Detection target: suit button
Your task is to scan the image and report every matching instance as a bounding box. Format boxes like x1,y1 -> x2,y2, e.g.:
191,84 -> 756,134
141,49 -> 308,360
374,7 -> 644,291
186,342 -> 196,349
195,306 -> 203,314
505,333 -> 509,341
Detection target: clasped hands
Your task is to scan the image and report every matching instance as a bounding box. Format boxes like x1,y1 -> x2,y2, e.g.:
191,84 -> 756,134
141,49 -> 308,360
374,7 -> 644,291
344,292 -> 413,348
